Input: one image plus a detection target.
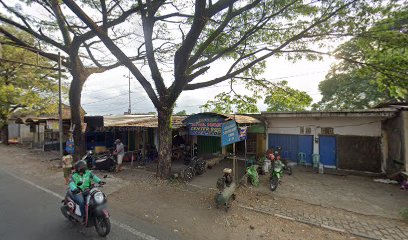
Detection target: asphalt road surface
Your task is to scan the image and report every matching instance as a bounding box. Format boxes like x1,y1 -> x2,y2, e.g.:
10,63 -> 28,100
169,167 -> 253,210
0,169 -> 161,240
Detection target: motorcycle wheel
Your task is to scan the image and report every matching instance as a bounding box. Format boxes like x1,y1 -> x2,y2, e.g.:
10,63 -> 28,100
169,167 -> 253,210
270,175 -> 279,191
195,159 -> 206,175
286,166 -> 293,176
60,205 -> 75,222
108,162 -> 116,172
183,167 -> 194,182
94,216 -> 111,237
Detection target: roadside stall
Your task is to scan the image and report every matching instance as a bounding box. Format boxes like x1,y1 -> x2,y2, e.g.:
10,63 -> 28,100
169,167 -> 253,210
182,113 -> 265,183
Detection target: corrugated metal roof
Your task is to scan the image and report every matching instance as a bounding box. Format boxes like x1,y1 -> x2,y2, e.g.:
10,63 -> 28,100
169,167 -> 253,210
103,115 -> 155,127
261,108 -> 398,118
223,114 -> 262,124
103,115 -> 187,128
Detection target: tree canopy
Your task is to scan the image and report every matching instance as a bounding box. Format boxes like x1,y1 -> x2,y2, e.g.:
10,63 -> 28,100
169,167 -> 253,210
201,80 -> 312,113
174,110 -> 187,116
0,28 -> 61,142
314,6 -> 408,110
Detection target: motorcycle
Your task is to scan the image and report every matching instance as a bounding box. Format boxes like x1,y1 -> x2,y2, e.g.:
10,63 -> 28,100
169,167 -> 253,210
182,156 -> 206,182
82,150 -> 117,172
60,183 -> 111,237
270,159 -> 285,191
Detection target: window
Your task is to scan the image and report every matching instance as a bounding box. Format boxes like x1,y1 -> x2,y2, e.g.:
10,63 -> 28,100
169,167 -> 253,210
306,127 -> 312,134
300,127 -> 304,134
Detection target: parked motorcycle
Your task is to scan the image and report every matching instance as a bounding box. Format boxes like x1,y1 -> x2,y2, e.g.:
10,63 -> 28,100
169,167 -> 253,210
182,156 -> 206,182
60,183 -> 111,237
82,150 -> 117,172
270,159 -> 285,191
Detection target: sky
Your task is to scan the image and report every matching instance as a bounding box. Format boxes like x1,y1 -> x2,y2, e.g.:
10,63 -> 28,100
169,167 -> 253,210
81,55 -> 336,116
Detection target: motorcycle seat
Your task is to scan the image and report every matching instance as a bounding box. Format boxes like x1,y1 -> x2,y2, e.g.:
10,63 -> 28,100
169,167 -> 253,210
95,158 -> 107,163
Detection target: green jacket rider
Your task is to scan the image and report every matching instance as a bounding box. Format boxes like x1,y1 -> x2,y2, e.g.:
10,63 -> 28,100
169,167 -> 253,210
69,166 -> 102,192
69,160 -> 104,220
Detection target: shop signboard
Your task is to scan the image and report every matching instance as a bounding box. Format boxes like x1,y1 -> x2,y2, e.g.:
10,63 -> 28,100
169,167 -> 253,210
221,120 -> 240,146
186,115 -> 223,136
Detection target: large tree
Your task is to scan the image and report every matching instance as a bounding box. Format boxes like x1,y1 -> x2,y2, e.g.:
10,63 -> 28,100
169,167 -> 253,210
62,0 -> 397,178
0,28 -> 60,144
201,80 -> 312,113
314,6 -> 408,110
0,0 -> 145,158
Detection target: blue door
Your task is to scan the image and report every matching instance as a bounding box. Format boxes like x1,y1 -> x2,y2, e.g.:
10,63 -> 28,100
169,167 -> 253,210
268,134 -> 313,163
319,136 -> 336,167
298,135 -> 313,165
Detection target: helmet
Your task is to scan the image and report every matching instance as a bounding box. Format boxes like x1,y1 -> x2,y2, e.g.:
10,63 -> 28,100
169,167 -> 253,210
74,160 -> 87,173
114,139 -> 121,144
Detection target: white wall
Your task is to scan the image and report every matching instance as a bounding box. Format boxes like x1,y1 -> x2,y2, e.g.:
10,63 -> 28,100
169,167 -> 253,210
7,123 -> 20,139
265,117 -> 384,154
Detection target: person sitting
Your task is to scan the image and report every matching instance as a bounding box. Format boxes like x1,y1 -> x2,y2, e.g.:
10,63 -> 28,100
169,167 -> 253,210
69,160 -> 105,222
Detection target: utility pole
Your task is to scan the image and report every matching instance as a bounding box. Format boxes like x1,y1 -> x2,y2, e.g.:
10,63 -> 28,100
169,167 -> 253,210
58,52 -> 63,156
123,70 -> 132,114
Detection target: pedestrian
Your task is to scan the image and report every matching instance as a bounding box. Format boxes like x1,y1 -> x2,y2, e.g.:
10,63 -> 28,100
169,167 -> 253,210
113,139 -> 125,172
62,150 -> 73,185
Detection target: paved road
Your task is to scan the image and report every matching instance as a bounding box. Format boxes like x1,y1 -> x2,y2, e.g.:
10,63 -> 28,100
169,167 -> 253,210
0,170 -> 159,240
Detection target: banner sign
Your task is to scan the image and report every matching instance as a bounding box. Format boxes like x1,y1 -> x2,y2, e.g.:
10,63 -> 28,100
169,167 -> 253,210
189,122 -> 222,136
221,120 -> 240,146
239,126 -> 247,140
185,115 -> 223,136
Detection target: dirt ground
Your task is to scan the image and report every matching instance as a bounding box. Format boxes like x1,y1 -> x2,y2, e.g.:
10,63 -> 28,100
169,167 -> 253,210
190,158 -> 408,220
0,145 -> 357,240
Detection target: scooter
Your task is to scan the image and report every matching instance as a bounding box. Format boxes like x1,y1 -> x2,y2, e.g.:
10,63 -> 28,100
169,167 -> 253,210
82,150 -> 117,172
270,159 -> 285,191
60,183 -> 111,237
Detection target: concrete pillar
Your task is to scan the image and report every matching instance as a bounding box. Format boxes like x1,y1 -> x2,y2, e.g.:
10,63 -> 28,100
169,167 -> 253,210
401,111 -> 408,173
313,126 -> 320,154
381,130 -> 388,173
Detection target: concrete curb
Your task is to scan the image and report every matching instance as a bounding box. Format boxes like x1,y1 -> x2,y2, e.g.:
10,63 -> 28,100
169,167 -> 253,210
237,204 -> 381,240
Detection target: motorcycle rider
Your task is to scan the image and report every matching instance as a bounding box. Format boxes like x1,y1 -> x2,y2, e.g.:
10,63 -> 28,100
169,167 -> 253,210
69,160 -> 105,222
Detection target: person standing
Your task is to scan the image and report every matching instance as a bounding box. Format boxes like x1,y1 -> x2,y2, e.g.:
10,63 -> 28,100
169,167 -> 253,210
114,139 -> 125,172
62,150 -> 73,185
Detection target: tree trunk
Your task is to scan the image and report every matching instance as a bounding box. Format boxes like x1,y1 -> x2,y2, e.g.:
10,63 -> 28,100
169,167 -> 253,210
1,123 -> 9,145
156,107 -> 173,178
69,72 -> 86,161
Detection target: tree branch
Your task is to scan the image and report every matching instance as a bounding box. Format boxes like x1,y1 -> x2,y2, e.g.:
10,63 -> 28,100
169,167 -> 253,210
50,0 -> 72,46
63,0 -> 160,108
185,0 -> 358,90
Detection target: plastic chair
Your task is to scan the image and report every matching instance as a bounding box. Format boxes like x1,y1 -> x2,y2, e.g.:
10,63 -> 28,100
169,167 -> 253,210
245,156 -> 256,168
297,152 -> 306,166
312,154 -> 320,172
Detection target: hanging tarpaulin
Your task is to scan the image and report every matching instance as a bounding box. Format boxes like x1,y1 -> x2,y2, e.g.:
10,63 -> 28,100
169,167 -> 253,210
65,139 -> 74,154
221,120 -> 241,146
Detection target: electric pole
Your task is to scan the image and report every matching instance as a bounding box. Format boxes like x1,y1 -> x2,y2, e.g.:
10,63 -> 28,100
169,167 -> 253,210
58,52 -> 63,156
124,70 -> 132,114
